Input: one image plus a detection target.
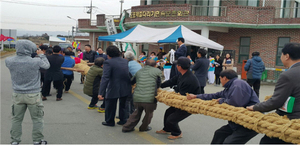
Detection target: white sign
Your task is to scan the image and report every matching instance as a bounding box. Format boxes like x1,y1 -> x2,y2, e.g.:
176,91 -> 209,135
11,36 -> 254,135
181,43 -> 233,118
105,18 -> 120,49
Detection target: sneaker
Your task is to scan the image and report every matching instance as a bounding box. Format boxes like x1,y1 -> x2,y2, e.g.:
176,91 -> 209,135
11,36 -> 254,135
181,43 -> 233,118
56,98 -> 62,101
33,140 -> 47,145
11,142 -> 19,145
88,106 -> 98,110
97,108 -> 105,113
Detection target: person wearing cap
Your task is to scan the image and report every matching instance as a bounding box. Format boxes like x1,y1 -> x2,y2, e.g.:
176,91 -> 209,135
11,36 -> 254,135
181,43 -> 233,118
157,47 -> 166,60
156,57 -> 201,140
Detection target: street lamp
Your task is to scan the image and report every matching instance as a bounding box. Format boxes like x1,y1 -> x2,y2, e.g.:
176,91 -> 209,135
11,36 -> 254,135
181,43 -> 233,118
120,0 -> 124,15
67,16 -> 78,42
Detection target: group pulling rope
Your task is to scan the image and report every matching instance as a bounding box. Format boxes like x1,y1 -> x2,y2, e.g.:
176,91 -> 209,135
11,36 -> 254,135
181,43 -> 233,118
155,89 -> 300,144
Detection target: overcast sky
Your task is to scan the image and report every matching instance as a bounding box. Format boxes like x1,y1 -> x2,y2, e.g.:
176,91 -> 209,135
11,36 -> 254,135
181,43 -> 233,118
0,0 -> 140,35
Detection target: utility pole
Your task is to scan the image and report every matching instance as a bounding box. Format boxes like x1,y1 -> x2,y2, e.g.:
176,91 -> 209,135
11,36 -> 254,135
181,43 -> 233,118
90,0 -> 92,21
72,26 -> 75,42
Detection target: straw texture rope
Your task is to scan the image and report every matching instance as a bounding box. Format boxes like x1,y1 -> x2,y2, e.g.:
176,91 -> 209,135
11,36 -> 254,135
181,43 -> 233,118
155,89 -> 300,144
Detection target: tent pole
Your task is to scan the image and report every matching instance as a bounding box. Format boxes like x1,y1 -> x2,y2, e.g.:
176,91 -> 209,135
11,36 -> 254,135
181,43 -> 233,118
1,40 -> 3,51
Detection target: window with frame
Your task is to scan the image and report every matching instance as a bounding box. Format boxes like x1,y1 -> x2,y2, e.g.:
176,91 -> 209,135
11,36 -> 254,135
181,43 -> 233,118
236,0 -> 259,7
276,37 -> 290,66
282,0 -> 292,18
238,37 -> 251,63
295,1 -> 300,18
192,0 -> 220,16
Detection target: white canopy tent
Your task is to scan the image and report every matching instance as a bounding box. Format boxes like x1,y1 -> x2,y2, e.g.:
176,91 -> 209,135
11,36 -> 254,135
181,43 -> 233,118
98,25 -> 224,50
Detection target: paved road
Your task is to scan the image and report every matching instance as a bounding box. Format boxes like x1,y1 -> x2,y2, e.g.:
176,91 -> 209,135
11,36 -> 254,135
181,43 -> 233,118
1,56 -> 275,144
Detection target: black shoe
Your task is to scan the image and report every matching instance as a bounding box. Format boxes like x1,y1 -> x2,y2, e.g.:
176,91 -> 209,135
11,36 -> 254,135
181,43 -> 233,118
42,97 -> 47,101
117,121 -> 126,125
122,128 -> 135,133
102,121 -> 115,127
139,126 -> 152,132
33,140 -> 47,145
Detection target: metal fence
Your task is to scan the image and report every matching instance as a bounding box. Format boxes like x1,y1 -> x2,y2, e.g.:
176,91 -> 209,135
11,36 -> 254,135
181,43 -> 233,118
275,7 -> 300,18
261,68 -> 287,83
191,6 -> 227,16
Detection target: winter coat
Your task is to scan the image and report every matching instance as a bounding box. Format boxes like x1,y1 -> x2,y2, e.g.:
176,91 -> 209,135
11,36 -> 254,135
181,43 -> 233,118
132,65 -> 162,103
197,78 -> 260,130
244,56 -> 265,79
83,65 -> 103,96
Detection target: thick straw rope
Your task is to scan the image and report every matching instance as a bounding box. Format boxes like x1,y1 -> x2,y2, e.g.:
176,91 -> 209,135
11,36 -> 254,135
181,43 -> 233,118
155,89 -> 300,144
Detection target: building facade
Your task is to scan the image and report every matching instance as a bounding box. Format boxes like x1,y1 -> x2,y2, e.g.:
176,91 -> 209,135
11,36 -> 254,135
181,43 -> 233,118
78,0 -> 300,82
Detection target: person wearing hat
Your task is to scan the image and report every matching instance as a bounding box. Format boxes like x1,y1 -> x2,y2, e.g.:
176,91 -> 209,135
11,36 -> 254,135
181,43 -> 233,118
156,57 -> 201,140
157,47 -> 166,60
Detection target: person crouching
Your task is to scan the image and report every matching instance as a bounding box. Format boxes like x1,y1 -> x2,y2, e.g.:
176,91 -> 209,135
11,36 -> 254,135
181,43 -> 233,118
83,57 -> 106,111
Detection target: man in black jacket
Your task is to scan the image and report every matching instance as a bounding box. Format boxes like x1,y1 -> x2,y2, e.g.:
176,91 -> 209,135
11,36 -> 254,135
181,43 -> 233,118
98,46 -> 132,127
41,45 -> 65,101
156,57 -> 201,139
83,44 -> 96,63
170,38 -> 188,79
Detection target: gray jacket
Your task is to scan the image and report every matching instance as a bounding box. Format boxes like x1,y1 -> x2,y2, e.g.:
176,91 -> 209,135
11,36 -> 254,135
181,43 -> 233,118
5,40 -> 50,94
253,62 -> 300,119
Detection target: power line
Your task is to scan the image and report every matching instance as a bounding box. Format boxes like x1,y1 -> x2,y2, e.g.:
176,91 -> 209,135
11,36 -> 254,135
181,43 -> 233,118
1,21 -> 72,27
0,0 -> 95,8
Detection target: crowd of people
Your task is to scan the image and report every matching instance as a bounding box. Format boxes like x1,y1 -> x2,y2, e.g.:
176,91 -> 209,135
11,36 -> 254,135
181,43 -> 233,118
5,38 -> 300,145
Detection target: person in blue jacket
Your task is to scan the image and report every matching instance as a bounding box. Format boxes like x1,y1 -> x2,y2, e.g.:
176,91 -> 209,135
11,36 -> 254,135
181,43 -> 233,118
61,49 -> 75,93
187,69 -> 260,144
244,52 -> 265,97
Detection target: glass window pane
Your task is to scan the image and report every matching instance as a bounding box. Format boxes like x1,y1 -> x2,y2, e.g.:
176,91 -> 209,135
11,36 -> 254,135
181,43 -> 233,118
277,47 -> 283,55
189,0 -> 197,5
239,55 -> 249,63
277,57 -> 283,66
237,0 -> 247,6
248,0 -> 258,6
297,6 -> 300,18
202,0 -> 209,6
240,47 -> 250,54
278,38 -> 290,46
174,0 -> 185,4
285,0 -> 291,7
241,37 -> 251,46
152,0 -> 160,4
